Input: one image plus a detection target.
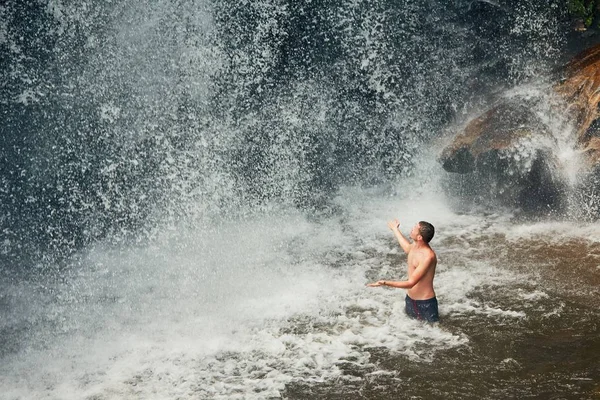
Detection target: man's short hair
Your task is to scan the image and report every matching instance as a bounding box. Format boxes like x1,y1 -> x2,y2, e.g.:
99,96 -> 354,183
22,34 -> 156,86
418,221 -> 435,243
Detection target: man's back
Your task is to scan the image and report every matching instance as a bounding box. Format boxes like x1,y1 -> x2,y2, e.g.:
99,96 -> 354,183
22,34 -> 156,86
406,243 -> 437,300
407,243 -> 437,300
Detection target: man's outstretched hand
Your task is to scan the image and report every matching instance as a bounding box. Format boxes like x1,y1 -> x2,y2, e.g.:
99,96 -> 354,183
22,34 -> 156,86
387,219 -> 400,231
367,281 -> 385,287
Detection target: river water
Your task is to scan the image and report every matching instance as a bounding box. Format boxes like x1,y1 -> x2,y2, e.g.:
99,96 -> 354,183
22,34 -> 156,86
2,173 -> 600,399
2,0 -> 600,399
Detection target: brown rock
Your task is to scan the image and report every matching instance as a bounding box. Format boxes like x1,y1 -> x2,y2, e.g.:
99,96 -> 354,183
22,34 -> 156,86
441,43 -> 600,175
555,44 -> 600,146
440,102 -> 548,173
582,136 -> 600,166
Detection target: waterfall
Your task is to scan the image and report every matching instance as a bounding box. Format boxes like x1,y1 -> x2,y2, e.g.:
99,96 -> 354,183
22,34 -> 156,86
4,2 -> 600,400
0,0 -> 568,266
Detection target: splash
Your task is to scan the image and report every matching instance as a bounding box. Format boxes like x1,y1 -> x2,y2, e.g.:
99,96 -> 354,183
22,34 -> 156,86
0,0 -> 569,265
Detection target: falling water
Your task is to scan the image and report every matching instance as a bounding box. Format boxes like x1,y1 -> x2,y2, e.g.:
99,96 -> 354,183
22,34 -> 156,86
2,1 -> 599,399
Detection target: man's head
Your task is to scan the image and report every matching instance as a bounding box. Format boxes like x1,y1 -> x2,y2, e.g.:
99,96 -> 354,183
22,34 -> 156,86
410,221 -> 435,243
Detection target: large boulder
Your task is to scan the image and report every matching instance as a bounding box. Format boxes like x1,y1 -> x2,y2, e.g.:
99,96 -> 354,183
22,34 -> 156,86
440,43 -> 600,214
439,102 -> 551,174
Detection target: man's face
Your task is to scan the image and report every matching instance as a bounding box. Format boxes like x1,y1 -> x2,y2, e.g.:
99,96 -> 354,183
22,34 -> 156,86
410,223 -> 420,241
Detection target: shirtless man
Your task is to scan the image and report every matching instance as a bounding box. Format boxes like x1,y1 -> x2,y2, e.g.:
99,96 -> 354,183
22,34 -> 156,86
367,219 -> 439,322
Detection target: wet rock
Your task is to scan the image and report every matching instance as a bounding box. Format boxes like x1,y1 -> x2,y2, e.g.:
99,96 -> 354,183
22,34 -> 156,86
440,102 -> 550,174
582,137 -> 600,166
555,43 -> 600,146
440,43 -> 600,213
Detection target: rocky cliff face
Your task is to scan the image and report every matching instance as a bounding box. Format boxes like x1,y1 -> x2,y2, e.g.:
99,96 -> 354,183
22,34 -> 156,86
556,44 -> 600,164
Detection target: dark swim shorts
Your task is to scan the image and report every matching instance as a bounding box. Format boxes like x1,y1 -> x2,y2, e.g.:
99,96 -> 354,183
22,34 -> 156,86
405,295 -> 439,322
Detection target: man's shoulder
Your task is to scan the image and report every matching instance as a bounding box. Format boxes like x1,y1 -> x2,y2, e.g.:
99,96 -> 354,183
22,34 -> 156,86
412,245 -> 436,261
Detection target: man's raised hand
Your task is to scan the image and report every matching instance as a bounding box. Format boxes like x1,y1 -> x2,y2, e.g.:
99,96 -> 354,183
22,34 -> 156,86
387,219 -> 400,231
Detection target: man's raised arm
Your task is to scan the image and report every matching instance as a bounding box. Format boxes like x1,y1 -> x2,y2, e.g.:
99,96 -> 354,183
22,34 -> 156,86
387,219 -> 411,254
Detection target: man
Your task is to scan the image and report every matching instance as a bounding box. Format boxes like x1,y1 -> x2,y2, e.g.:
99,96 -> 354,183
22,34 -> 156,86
367,219 -> 439,322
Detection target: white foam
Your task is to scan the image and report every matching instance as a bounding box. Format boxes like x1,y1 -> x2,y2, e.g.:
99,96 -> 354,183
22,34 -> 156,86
3,184 -> 568,399
503,220 -> 600,243
0,196 -> 476,399
517,289 -> 549,301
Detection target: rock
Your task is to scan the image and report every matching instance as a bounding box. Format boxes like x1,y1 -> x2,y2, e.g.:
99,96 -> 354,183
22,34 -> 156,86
554,43 -> 600,146
442,44 -> 600,173
439,102 -> 549,173
439,43 -> 600,214
582,137 -> 600,165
